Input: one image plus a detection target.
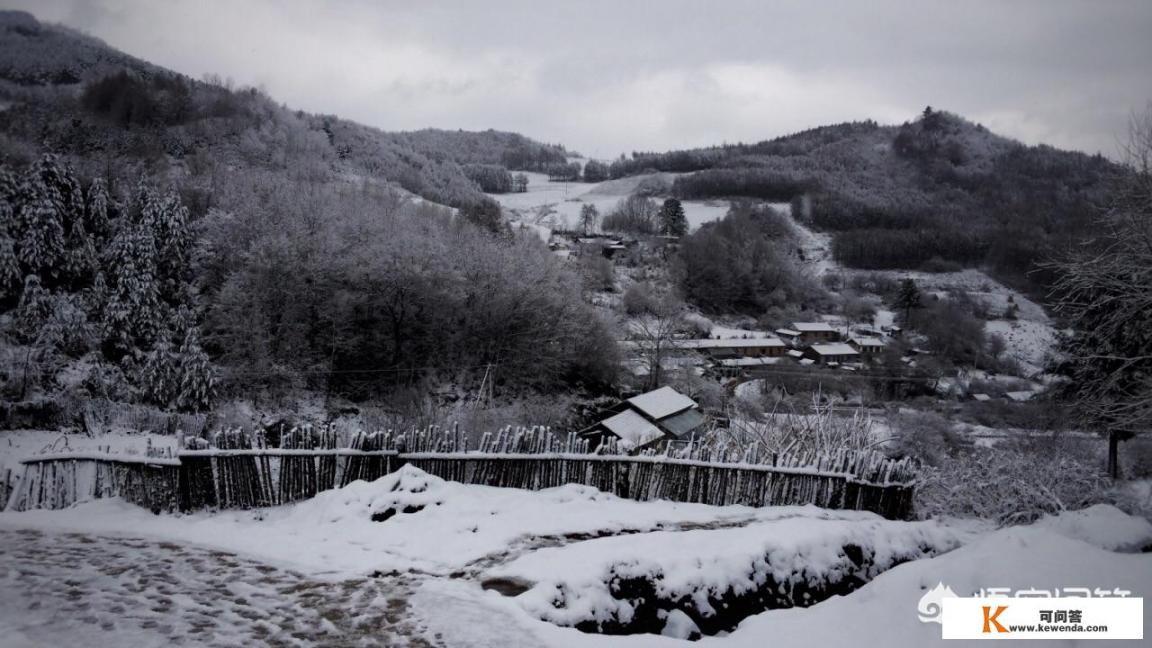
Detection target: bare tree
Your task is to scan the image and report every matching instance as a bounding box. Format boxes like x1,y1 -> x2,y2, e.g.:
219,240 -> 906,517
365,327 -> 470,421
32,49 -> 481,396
1046,108 -> 1152,478
579,203 -> 599,234
629,295 -> 685,390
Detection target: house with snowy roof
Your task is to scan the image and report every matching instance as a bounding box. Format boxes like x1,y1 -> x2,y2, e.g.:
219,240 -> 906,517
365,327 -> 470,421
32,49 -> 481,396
672,337 -> 788,358
578,386 -> 708,451
790,322 -> 840,345
803,343 -> 860,365
847,336 -> 885,357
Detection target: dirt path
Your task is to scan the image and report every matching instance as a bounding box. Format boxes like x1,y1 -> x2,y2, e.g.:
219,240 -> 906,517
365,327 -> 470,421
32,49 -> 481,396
0,528 -> 438,647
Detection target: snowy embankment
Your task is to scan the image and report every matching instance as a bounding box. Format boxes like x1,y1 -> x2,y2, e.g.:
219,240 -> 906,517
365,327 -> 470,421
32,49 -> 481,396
485,515 -> 970,637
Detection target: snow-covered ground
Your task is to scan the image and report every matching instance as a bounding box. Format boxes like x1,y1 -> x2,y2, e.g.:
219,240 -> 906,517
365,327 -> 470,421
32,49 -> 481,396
490,172 -> 729,233
769,202 -> 836,277
984,318 -> 1059,376
1,462 -> 1148,647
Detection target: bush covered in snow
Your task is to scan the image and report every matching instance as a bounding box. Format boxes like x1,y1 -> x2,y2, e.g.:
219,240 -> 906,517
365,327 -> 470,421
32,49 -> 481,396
914,435 -> 1115,525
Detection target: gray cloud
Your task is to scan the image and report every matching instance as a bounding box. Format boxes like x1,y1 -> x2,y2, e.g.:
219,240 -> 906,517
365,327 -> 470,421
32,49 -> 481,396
10,0 -> 1151,158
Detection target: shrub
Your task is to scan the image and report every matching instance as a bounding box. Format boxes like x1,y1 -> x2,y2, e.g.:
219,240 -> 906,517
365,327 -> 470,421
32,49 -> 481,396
914,435 -> 1114,525
622,282 -> 658,316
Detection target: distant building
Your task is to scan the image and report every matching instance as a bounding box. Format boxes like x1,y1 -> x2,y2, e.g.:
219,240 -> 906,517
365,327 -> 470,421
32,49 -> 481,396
775,328 -> 802,346
673,337 -> 788,358
791,322 -> 840,345
578,386 -> 708,451
620,337 -> 788,360
803,343 -> 860,365
847,336 -> 885,357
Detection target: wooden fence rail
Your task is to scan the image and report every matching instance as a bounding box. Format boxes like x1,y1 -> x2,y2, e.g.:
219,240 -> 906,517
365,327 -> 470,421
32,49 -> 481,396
5,427 -> 917,519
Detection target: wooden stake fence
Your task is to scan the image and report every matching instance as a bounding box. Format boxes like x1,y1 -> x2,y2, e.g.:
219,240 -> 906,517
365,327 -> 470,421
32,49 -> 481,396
7,426 -> 917,519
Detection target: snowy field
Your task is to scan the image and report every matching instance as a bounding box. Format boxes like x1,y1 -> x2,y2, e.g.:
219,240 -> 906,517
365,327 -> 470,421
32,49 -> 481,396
490,171 -> 730,233
0,453 -> 1149,647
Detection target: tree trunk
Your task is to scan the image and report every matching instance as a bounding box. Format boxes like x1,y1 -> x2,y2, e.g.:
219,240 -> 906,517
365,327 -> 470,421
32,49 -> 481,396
1107,430 -> 1120,480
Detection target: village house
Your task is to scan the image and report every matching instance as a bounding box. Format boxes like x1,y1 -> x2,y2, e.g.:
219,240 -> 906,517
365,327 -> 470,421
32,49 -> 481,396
673,337 -> 788,359
774,328 -> 802,346
578,386 -> 707,451
803,343 -> 861,365
790,322 -> 840,346
847,335 -> 885,358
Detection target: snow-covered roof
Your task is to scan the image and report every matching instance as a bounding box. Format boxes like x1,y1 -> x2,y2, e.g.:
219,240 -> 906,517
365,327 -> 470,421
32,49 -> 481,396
599,409 -> 666,448
792,322 -> 836,332
775,328 -> 801,337
627,386 -> 697,420
657,408 -> 707,438
849,336 -> 885,348
786,349 -> 804,358
973,393 -> 992,402
809,343 -> 860,356
674,337 -> 785,349
1005,391 -> 1035,402
718,357 -> 781,367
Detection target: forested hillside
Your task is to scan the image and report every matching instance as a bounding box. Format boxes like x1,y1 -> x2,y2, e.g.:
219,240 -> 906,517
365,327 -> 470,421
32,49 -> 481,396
610,109 -> 1121,295
0,11 -> 613,421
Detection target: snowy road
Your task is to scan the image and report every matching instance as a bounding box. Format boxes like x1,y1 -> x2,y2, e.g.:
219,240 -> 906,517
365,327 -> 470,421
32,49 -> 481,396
0,529 -> 441,647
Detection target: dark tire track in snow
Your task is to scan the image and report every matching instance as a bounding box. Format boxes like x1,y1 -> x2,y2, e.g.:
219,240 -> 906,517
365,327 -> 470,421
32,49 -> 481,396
0,528 -> 438,647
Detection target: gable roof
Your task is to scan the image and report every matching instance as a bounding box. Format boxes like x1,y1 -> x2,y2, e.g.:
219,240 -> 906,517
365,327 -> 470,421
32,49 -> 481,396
600,409 -> 666,448
849,336 -> 885,347
810,343 -> 860,356
627,386 -> 696,420
673,337 -> 785,349
792,321 -> 836,332
657,408 -> 707,438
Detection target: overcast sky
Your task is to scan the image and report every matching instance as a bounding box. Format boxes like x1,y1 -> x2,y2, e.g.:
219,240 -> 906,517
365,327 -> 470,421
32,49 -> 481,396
12,0 -> 1152,158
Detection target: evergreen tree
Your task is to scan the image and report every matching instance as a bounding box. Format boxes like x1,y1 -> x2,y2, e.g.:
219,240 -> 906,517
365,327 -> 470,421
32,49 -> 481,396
659,198 -> 688,236
17,195 -> 65,275
101,220 -> 163,356
0,204 -> 19,300
895,278 -> 922,325
582,159 -> 609,183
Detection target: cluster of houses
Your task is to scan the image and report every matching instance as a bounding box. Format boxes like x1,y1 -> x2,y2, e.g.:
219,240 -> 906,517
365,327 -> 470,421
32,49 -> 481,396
623,321 -> 896,380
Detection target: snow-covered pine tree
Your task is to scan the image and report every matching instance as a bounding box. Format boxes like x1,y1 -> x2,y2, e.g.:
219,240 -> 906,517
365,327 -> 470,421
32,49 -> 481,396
138,308 -> 216,412
100,218 -> 164,357
0,203 -> 19,300
16,193 -> 65,276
